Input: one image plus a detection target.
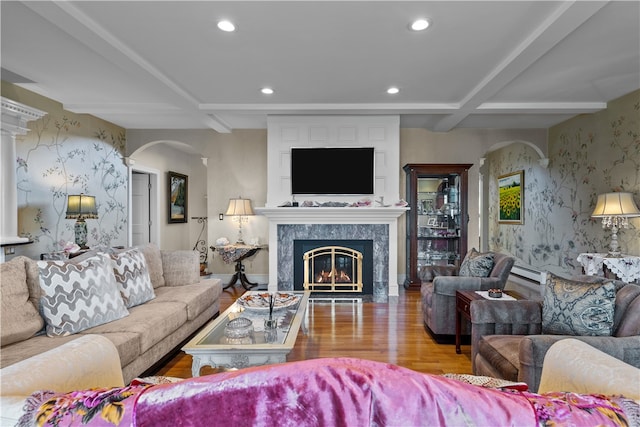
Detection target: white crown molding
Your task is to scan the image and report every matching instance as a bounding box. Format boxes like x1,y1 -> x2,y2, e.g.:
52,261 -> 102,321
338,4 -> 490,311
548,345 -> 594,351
1,97 -> 47,135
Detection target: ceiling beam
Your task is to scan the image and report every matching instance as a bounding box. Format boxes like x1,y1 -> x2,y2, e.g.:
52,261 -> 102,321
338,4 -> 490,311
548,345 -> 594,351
21,1 -> 232,133
432,1 -> 609,132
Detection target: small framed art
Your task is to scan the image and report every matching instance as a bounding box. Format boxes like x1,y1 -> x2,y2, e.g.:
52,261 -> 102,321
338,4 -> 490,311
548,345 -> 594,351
498,170 -> 524,224
168,171 -> 188,223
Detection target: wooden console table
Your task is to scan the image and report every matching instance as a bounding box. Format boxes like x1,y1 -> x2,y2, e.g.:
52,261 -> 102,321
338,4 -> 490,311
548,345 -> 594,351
215,244 -> 267,290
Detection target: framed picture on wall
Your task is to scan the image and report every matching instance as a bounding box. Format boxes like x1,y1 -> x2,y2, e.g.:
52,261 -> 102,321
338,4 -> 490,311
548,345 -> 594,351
168,171 -> 188,223
498,170 -> 524,224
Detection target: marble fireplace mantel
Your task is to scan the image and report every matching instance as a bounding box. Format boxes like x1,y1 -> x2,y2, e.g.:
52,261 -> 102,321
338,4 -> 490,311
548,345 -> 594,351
255,206 -> 409,300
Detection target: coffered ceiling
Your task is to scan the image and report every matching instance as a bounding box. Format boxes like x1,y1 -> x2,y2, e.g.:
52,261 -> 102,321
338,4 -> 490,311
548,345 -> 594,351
2,1 -> 639,133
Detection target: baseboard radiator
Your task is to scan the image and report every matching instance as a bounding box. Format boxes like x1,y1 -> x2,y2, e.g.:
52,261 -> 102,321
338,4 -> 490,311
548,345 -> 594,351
507,265 -> 546,298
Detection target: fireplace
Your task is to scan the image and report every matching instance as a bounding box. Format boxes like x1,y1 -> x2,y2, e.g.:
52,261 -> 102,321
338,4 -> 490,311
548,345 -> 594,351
254,206 -> 408,302
293,240 -> 373,294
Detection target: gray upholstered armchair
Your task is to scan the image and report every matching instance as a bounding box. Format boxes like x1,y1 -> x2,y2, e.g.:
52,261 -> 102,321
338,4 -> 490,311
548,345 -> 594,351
471,278 -> 640,392
420,251 -> 515,338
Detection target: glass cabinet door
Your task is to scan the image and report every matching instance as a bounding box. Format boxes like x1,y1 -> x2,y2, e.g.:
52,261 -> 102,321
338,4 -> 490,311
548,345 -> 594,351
416,176 -> 460,268
404,164 -> 471,288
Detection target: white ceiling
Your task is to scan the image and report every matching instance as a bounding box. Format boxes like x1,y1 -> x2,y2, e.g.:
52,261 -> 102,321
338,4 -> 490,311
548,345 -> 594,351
2,1 -> 639,133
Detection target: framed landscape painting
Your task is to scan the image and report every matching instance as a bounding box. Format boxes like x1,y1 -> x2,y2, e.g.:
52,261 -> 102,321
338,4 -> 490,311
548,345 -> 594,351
498,170 -> 524,224
168,171 -> 188,223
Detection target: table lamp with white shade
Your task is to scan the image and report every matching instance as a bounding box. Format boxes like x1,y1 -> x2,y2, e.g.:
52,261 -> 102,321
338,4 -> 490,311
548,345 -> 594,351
591,192 -> 640,257
225,197 -> 254,244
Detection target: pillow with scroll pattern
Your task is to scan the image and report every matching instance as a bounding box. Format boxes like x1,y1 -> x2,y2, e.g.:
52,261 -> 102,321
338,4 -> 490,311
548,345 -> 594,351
459,249 -> 494,277
542,273 -> 615,336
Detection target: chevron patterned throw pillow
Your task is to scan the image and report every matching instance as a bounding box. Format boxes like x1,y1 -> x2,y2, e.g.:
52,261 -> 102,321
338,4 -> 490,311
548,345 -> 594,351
37,253 -> 129,336
110,248 -> 155,308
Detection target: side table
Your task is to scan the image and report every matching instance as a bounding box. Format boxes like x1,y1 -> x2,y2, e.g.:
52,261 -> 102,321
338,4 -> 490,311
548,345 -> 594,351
214,244 -> 267,290
577,253 -> 640,283
455,289 -> 523,354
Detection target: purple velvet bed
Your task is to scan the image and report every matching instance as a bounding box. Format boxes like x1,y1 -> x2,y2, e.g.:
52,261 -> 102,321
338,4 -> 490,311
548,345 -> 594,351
19,358 -> 637,426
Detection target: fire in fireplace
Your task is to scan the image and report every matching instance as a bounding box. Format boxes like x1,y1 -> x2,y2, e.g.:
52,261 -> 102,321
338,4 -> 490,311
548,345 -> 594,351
304,246 -> 363,292
293,239 -> 373,294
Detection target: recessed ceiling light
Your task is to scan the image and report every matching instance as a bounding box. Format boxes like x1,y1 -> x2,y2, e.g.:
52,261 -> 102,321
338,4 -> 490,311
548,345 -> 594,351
387,87 -> 400,95
217,20 -> 236,32
410,18 -> 430,31
261,87 -> 274,95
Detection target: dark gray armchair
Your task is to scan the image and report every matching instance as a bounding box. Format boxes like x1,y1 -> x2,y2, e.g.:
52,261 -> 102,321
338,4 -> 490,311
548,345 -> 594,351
420,251 -> 515,337
471,279 -> 640,392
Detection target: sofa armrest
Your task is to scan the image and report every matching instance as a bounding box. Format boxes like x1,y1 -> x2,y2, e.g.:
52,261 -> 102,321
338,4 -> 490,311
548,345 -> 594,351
470,299 -> 542,335
0,335 -> 124,424
470,300 -> 542,373
432,276 -> 504,297
519,334 -> 640,393
0,334 -> 124,396
538,338 -> 640,400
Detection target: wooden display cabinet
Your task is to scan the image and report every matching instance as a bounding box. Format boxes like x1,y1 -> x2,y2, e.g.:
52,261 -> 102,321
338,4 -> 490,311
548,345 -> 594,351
403,164 -> 472,289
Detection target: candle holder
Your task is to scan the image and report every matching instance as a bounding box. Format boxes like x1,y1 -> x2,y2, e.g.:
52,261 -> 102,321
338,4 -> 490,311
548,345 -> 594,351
264,318 -> 278,343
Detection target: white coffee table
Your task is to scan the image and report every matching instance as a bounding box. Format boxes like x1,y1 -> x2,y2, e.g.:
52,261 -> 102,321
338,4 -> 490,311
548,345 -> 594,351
182,290 -> 310,376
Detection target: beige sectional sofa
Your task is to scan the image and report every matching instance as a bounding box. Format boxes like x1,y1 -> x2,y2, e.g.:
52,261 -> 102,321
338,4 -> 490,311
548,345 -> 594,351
0,244 -> 222,384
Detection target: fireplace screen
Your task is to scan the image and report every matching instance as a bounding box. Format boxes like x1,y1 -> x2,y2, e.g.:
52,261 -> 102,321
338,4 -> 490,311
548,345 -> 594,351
303,246 -> 363,292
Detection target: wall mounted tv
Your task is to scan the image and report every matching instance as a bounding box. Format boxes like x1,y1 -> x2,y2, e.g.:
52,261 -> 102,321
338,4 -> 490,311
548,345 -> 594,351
291,147 -> 375,195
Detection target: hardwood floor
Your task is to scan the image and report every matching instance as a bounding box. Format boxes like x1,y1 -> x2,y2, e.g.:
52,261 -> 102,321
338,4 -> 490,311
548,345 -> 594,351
155,286 -> 473,378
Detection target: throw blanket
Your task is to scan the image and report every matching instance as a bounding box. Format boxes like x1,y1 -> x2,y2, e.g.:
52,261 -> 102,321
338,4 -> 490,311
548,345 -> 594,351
19,358 -> 638,426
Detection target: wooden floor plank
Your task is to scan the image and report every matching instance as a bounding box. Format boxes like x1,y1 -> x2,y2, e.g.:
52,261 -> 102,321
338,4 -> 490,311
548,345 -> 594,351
154,286 -> 473,378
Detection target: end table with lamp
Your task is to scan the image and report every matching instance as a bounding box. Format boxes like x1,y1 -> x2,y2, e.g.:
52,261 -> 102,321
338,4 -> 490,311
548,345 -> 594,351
216,196 -> 268,289
583,191 -> 640,283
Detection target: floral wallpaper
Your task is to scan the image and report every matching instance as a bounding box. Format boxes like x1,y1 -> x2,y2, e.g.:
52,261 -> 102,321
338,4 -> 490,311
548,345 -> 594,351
9,86 -> 128,257
488,90 -> 640,277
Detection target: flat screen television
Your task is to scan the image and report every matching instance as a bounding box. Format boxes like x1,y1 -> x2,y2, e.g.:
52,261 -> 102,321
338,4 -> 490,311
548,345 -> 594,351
291,147 -> 375,195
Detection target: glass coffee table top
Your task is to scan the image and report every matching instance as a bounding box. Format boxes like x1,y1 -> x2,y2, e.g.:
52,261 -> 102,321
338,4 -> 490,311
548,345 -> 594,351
182,290 -> 310,375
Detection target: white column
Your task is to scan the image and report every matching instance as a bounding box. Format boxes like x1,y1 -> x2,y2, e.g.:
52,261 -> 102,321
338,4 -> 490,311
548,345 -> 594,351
0,97 -> 46,245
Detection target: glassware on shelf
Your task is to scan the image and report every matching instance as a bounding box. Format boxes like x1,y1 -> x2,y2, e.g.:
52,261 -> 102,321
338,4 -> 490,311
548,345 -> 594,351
404,164 -> 471,288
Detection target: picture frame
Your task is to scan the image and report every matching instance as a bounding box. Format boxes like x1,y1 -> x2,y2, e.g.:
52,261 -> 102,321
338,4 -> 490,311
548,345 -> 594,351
426,217 -> 438,226
498,170 -> 524,224
168,171 -> 188,223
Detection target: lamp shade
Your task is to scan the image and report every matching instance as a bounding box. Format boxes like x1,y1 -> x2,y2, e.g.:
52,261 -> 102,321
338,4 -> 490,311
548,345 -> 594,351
591,192 -> 640,218
225,198 -> 254,216
65,194 -> 98,220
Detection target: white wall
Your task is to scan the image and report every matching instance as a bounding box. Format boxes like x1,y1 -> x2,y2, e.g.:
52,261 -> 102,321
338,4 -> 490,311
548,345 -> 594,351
129,143 -> 207,251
